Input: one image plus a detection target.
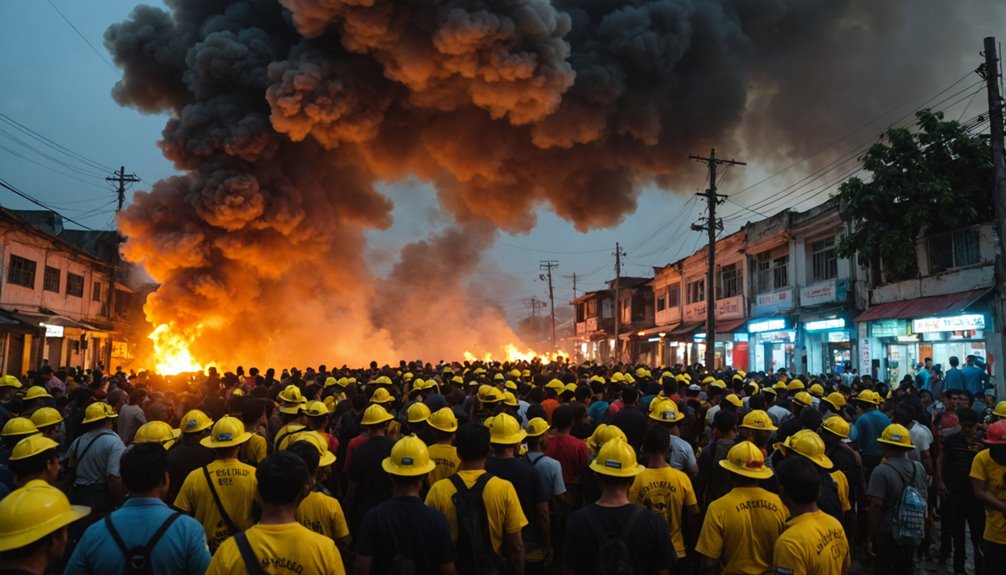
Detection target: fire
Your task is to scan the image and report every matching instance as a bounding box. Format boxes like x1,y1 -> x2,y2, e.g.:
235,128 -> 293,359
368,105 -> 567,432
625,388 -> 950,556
149,323 -> 205,376
464,344 -> 569,365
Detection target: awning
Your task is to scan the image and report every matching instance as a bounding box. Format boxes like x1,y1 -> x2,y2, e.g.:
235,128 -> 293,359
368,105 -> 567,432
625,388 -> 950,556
855,289 -> 992,323
715,318 -> 748,333
669,322 -> 704,337
635,325 -> 677,337
4,309 -> 99,331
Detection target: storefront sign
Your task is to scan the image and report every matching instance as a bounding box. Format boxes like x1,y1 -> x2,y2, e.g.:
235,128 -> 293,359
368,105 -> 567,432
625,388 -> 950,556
749,318 -> 787,333
805,318 -> 846,332
828,331 -> 850,343
860,338 -> 871,375
753,289 -> 793,316
871,319 -> 906,338
799,279 -> 848,307
683,302 -> 706,322
715,295 -> 745,320
912,314 -> 985,333
41,323 -> 63,338
734,333 -> 749,343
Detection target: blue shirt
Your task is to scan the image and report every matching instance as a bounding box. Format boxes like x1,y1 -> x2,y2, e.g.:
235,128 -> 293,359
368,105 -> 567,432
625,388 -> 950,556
944,367 -> 966,391
66,497 -> 210,575
68,427 -> 126,486
962,365 -> 988,395
587,400 -> 610,424
852,409 -> 891,458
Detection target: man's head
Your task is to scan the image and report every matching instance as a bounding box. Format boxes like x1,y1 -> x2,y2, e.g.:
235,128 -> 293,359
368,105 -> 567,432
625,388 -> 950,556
456,422 -> 491,463
9,435 -> 60,485
712,408 -> 737,436
776,456 -> 821,509
552,404 -> 573,432
256,451 -> 310,507
0,482 -> 88,568
966,355 -> 976,366
957,407 -> 980,440
621,386 -> 639,406
949,356 -> 960,368
121,443 -> 170,498
642,425 -> 670,457
925,357 -> 933,369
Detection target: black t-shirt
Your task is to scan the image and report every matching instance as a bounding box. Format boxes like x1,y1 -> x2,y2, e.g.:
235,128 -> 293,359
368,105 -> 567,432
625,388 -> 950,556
610,406 -> 648,450
486,456 -> 549,550
826,444 -> 865,501
562,503 -> 675,574
166,443 -> 215,501
356,496 -> 455,574
349,436 -> 395,528
941,432 -> 983,495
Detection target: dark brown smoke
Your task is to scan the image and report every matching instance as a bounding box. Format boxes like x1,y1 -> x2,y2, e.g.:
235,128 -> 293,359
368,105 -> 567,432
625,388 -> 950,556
106,0 -> 1003,366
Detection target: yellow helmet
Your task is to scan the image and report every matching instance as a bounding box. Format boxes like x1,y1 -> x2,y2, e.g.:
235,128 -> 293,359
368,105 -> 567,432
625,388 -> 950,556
763,386 -> 778,396
361,404 -> 394,426
504,380 -> 517,392
711,379 -> 727,390
821,415 -> 850,439
589,438 -> 644,478
719,441 -> 774,479
81,402 -> 117,424
488,413 -> 527,445
0,481 -> 90,551
724,393 -> 743,408
740,410 -> 778,432
792,391 -> 814,408
450,375 -> 464,386
370,388 -> 394,404
747,382 -> 760,395
775,430 -> 833,469
374,375 -> 393,386
525,417 -> 550,437
473,367 -> 487,376
478,386 -> 503,404
588,424 -> 627,456
502,391 -> 519,407
30,407 -> 63,430
180,409 -> 213,434
382,434 -> 436,477
23,386 -> 52,401
199,416 -> 252,449
787,379 -> 805,391
403,372 -> 414,382
1,417 -> 39,439
856,390 -> 881,405
0,374 -> 22,388
993,400 -> 1006,418
301,401 -> 331,418
493,373 -> 504,381
324,377 -> 338,388
545,379 -> 565,391
809,383 -> 825,398
427,408 -> 458,433
648,399 -> 684,423
877,423 -> 914,449
510,369 -> 522,379
701,376 -> 715,385
283,430 -> 336,467
635,367 -> 650,378
823,392 -> 847,410
133,421 -> 181,450
406,402 -> 431,424
10,435 -> 60,461
772,381 -> 788,390
611,372 -> 625,383
277,385 -> 306,415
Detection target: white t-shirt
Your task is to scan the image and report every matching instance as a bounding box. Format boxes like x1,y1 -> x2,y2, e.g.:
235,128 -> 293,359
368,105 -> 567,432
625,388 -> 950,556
908,421 -> 933,469
668,434 -> 697,472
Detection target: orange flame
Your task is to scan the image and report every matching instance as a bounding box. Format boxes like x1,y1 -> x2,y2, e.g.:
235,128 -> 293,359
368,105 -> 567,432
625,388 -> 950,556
149,323 -> 205,376
464,343 -> 568,365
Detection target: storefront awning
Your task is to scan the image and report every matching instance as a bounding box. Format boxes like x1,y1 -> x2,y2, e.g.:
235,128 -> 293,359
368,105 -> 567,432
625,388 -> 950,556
634,325 -> 677,337
669,322 -> 704,337
715,318 -> 748,333
4,309 -> 99,331
855,289 -> 991,323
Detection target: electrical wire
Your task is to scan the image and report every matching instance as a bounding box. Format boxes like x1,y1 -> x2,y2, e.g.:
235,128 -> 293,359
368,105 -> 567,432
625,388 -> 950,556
0,177 -> 98,231
44,0 -> 118,73
0,113 -> 115,174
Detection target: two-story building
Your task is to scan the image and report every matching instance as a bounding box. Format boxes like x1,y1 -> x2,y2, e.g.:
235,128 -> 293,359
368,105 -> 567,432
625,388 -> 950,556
572,289 -> 614,362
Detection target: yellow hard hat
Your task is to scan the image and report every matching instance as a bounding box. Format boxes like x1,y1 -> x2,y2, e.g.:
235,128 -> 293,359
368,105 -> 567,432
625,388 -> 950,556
323,396 -> 338,413
701,375 -> 715,385
473,367 -> 487,375
10,435 -> 60,461
199,416 -> 252,448
747,382 -> 760,395
993,400 -> 1006,418
775,430 -> 833,469
510,369 -> 522,379
231,388 -> 245,397
710,380 -> 727,389
374,375 -> 393,386
406,402 -> 431,424
324,377 -> 338,388
370,387 -> 394,404
877,423 -> 914,449
301,401 -> 331,418
504,380 -> 517,392
856,390 -> 881,405
337,377 -> 350,388
562,383 -> 578,395
0,375 -> 22,388
361,404 -> 394,426
403,372 -> 414,382
624,374 -> 636,384
23,386 -> 52,401
545,379 -> 565,391
821,415 -> 850,439
502,391 -> 519,407
81,402 -> 117,425
611,372 -> 625,383
588,424 -> 627,456
382,434 -> 436,477
284,430 -> 335,467
724,393 -> 743,408
719,441 -> 774,479
277,385 -> 305,414
589,438 -> 644,478
450,375 -> 465,385
525,417 -> 550,437
488,413 -> 527,445
180,409 -> 213,434
809,383 -> 825,397
478,386 -> 503,404
493,373 -> 504,381
635,367 -> 650,378
428,407 -> 458,433
29,407 -> 63,430
763,386 -> 778,396
772,381 -> 788,390
792,391 -> 814,408
0,481 -> 90,551
133,421 -> 181,450
740,409 -> 778,431
787,379 -> 805,391
648,399 -> 684,423
483,415 -> 495,428
823,392 -> 847,410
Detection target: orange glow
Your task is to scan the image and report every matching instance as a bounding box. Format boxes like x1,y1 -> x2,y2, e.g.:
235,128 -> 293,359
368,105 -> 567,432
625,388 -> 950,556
464,343 -> 569,365
149,323 -> 205,376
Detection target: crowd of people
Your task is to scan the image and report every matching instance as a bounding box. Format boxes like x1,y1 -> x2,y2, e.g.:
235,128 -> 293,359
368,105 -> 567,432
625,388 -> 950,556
0,360 -> 1005,575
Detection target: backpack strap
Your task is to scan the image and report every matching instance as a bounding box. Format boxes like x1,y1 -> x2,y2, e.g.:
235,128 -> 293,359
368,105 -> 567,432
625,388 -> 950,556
146,512 -> 182,550
527,453 -> 546,467
273,427 -> 305,451
104,512 -> 181,564
234,531 -> 268,575
202,466 -> 239,534
70,431 -> 107,469
103,514 -> 130,557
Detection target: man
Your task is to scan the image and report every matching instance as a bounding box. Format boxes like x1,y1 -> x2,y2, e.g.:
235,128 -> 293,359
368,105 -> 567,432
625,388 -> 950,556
543,404 -> 589,506
609,386 -> 647,450
852,390 -> 891,478
892,404 -> 933,477
650,398 -> 698,476
239,398 -> 268,465
427,407 -> 461,485
945,356 -> 966,392
963,355 -> 989,397
347,404 -> 396,534
66,402 -> 126,531
66,443 -> 211,574
206,451 -> 346,574
0,480 -> 90,575
356,434 -> 456,574
865,423 -> 928,575
168,409 -> 216,502
695,441 -> 787,575
937,407 -> 985,573
562,437 -> 675,575
117,389 -> 147,445
8,434 -> 60,487
696,409 -> 739,505
971,419 -> 1006,574
774,430 -> 847,527
738,409 -> 777,460
915,358 -> 933,392
773,456 -> 851,575
174,416 -> 258,553
425,423 -> 527,575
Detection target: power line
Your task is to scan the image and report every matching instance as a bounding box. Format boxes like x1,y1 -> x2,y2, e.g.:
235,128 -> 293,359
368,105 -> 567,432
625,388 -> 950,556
0,177 -> 97,231
0,113 -> 115,174
44,0 -> 118,73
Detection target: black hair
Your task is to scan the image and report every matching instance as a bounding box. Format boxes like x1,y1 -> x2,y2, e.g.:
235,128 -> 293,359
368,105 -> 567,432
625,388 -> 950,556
525,403 -> 547,422
621,386 -> 638,404
748,394 -> 766,411
892,405 -> 915,426
712,408 -> 737,433
287,440 -> 320,476
552,404 -> 573,430
9,448 -> 59,482
257,451 -> 310,505
595,473 -> 635,490
957,407 -> 980,425
643,425 -> 670,454
455,423 -> 491,462
776,456 -> 821,505
228,395 -> 246,415
241,398 -> 268,426
121,443 -> 170,493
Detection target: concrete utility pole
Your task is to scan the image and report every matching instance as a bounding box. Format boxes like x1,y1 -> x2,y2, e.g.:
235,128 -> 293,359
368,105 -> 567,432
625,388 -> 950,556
106,166 -> 139,213
613,242 -> 626,363
539,260 -> 559,351
982,37 -> 1006,389
690,149 -> 746,371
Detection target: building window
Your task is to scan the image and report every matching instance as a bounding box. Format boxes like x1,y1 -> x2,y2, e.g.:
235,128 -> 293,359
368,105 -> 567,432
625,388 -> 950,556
43,266 -> 60,292
755,250 -> 789,293
810,238 -> 838,281
67,273 -> 84,297
586,298 -> 597,318
718,263 -> 741,299
7,255 -> 37,289
928,227 -> 981,274
92,281 -> 103,302
621,298 -> 631,324
667,283 -> 680,308
656,293 -> 666,311
686,279 -> 705,304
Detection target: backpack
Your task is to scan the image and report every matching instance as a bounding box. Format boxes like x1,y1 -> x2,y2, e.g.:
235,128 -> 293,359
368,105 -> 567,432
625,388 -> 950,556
886,461 -> 926,545
104,512 -> 182,575
582,505 -> 644,575
448,473 -> 507,575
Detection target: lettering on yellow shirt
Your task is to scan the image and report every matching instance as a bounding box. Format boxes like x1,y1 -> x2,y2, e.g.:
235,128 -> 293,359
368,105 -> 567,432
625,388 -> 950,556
174,459 -> 258,553
695,486 -> 788,575
427,443 -> 460,486
773,510 -> 850,575
206,522 -> 345,575
296,491 -> 350,542
629,467 -> 697,558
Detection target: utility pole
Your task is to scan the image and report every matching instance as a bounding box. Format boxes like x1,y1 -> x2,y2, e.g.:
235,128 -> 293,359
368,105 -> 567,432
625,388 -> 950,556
106,166 -> 139,213
982,37 -> 1006,393
690,149 -> 746,371
539,260 -> 559,351
613,242 -> 626,364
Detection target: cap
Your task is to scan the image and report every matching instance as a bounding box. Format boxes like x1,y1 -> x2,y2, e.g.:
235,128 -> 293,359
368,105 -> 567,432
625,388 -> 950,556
718,441 -> 773,479
199,416 -> 252,448
739,410 -> 778,431
985,420 -> 1006,444
382,435 -> 436,476
0,481 -> 90,551
589,438 -> 645,478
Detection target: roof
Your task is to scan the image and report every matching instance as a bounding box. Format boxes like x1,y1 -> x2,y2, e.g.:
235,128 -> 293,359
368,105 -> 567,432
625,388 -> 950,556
716,318 -> 748,333
855,289 -> 991,322
0,208 -> 114,270
10,210 -> 63,235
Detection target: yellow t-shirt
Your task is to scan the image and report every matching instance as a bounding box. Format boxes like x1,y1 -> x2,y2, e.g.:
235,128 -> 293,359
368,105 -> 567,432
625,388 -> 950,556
830,471 -> 851,513
273,424 -> 308,451
241,434 -> 267,465
773,510 -> 850,575
296,491 -> 350,542
629,466 -> 698,558
206,522 -> 345,575
695,486 -> 788,575
174,458 -> 258,553
427,443 -> 460,485
970,448 -> 1006,544
424,469 -> 528,555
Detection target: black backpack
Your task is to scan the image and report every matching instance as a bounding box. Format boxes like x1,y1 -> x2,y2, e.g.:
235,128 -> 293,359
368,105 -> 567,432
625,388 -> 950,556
449,473 -> 507,575
104,512 -> 181,575
582,505 -> 644,575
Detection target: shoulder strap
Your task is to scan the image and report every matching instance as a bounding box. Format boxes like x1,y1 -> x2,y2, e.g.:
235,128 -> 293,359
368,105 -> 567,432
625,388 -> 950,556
273,427 -> 304,450
202,466 -> 239,534
472,471 -> 493,493
619,505 -> 645,541
146,512 -> 182,550
104,515 -> 130,556
448,473 -> 467,494
72,432 -> 106,466
234,532 -> 268,575
527,453 -> 545,467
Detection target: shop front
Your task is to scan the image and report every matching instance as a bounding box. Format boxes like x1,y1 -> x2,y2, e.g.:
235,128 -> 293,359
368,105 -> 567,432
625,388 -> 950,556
748,317 -> 796,373
802,317 -> 854,376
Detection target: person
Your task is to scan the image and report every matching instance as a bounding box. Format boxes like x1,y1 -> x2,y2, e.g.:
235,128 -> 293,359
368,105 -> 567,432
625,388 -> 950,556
609,386 -> 647,450
773,456 -> 851,575
695,441 -> 787,575
117,389 -> 147,445
562,437 -> 675,575
774,429 -> 847,525
915,358 -> 933,391
285,434 -> 351,556
29,407 -> 62,442
425,423 -> 527,575
936,406 -> 985,573
865,423 -> 928,575
8,435 -> 60,487
962,355 -> 989,397
696,409 -> 738,505
347,404 -> 396,533
852,390 -> 890,478
239,398 -> 269,465
66,443 -> 211,574
650,398 -> 698,476
174,416 -> 259,553
970,419 -> 1006,575
66,402 -> 126,531
0,480 -> 90,575
945,356 -> 966,392
355,434 -> 456,574
427,407 -> 461,485
167,409 -> 216,503
206,451 -> 346,575
524,417 -> 565,503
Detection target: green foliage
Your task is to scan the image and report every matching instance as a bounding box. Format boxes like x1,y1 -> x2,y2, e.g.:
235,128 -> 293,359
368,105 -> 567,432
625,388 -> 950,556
835,109 -> 992,282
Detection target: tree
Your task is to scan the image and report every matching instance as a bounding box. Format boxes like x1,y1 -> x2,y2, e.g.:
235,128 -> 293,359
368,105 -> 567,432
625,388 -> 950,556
836,109 -> 992,282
